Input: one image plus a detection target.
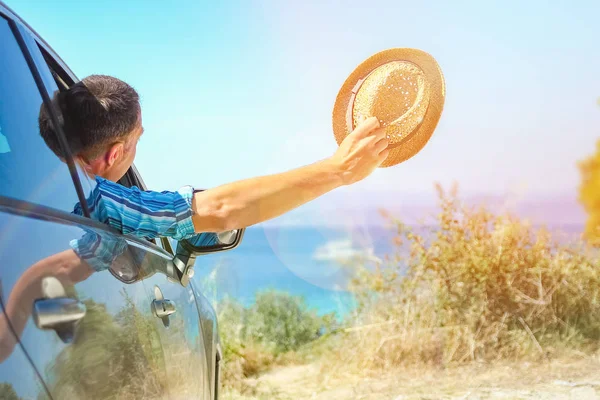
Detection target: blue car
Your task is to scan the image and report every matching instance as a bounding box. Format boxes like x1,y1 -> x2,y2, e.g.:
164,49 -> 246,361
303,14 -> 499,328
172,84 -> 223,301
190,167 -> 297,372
0,2 -> 244,399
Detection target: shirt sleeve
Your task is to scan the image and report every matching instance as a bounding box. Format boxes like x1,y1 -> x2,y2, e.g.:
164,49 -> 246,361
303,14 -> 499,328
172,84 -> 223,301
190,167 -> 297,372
69,229 -> 128,272
76,177 -> 197,241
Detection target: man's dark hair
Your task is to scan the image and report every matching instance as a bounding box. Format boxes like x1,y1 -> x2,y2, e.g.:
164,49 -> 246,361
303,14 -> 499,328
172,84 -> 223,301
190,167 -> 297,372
39,74 -> 140,160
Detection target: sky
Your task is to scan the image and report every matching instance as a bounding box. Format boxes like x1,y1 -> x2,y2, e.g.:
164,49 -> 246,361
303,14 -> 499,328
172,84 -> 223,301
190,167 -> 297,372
7,0 -> 600,225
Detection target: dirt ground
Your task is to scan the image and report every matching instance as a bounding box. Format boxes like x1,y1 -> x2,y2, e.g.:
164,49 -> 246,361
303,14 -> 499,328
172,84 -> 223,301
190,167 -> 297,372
223,356 -> 600,400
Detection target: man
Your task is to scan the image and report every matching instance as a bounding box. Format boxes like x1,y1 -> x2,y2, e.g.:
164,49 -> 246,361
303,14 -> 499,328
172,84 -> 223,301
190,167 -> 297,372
38,75 -> 388,242
0,74 -> 386,362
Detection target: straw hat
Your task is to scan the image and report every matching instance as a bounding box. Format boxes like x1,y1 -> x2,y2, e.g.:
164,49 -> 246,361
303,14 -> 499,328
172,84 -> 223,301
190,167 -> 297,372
332,48 -> 446,167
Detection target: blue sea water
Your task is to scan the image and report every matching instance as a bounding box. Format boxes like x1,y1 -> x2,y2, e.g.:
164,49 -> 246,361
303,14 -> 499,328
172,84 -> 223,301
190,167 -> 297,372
193,225 -> 398,319
192,223 -> 585,319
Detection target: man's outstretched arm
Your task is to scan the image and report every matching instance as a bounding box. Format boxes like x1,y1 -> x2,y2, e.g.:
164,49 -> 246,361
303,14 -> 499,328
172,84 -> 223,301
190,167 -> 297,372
192,117 -> 388,232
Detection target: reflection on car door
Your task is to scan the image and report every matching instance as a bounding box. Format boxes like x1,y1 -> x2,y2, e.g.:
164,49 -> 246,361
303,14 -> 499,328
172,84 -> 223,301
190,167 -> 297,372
0,213 -> 173,400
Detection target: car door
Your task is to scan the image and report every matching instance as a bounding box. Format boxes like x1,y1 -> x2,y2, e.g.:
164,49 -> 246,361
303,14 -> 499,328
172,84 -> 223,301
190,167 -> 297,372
0,12 -> 173,400
122,168 -> 214,400
139,261 -> 213,400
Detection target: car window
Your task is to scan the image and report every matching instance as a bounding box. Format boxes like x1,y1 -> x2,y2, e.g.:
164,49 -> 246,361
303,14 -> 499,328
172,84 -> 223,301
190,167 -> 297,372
38,47 -> 71,91
16,29 -> 184,257
0,16 -> 80,213
22,40 -> 175,254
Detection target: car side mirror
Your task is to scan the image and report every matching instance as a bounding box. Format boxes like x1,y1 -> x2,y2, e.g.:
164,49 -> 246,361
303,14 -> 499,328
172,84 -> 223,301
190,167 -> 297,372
181,229 -> 244,253
173,229 -> 245,286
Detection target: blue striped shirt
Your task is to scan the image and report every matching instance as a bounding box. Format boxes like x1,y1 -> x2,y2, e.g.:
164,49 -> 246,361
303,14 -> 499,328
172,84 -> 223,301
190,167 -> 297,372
70,176 -> 208,272
76,176 -> 197,241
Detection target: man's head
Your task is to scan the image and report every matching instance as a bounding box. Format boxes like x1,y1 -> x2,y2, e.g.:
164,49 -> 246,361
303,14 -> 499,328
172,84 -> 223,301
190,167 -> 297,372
39,74 -> 143,182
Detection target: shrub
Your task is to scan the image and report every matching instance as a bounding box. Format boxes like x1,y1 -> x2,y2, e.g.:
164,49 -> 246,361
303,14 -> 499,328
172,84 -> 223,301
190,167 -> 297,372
245,290 -> 327,353
333,183 -> 600,371
218,290 -> 336,393
579,139 -> 600,245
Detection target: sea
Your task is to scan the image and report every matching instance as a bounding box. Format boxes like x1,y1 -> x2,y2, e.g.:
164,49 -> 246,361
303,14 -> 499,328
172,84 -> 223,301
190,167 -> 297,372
193,223 -> 585,319
193,224 -> 398,319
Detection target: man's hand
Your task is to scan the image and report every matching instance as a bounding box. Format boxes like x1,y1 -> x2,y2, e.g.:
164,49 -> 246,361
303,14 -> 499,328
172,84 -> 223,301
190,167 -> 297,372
328,116 -> 389,186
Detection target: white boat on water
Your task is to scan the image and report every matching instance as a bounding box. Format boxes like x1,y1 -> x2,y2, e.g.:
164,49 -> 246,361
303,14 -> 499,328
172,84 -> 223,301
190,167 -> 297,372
312,239 -> 382,264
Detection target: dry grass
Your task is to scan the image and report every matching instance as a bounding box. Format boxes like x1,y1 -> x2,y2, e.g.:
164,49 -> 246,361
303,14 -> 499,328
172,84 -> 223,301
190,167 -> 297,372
222,183 -> 600,398
230,355 -> 600,400
326,183 -> 600,373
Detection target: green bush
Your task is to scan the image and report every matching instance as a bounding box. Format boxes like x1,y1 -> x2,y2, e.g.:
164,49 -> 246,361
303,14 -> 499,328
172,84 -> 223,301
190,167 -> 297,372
218,290 -> 336,393
245,290 -> 328,353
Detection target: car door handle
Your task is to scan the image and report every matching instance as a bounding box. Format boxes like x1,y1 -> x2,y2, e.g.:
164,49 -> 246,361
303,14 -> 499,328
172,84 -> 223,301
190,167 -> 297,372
32,277 -> 86,344
152,285 -> 175,327
152,299 -> 176,319
33,298 -> 86,343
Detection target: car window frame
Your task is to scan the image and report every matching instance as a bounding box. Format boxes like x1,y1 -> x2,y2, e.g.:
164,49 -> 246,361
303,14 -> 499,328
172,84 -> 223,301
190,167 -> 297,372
0,15 -> 90,218
31,31 -> 176,256
3,2 -> 177,257
1,12 -> 175,260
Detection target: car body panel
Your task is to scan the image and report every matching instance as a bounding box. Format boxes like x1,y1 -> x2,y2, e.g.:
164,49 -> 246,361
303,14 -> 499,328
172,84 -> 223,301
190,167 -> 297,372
0,4 -> 221,399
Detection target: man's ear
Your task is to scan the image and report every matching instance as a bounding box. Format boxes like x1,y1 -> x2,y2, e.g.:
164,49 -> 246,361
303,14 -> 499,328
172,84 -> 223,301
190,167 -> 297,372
106,142 -> 124,168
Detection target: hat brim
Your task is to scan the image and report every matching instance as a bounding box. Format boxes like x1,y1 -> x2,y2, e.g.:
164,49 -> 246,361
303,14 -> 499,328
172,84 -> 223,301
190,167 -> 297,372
332,48 -> 446,167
